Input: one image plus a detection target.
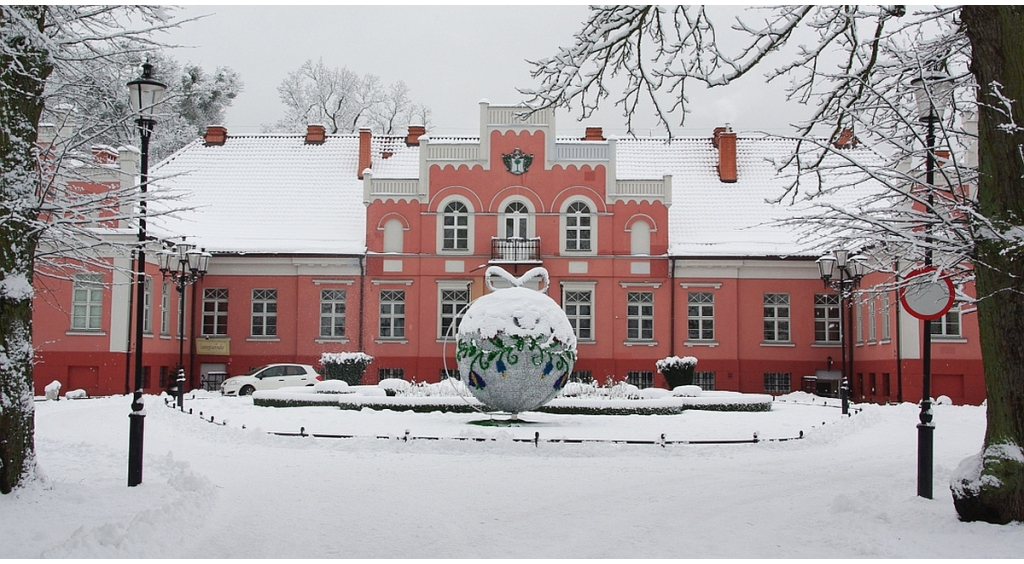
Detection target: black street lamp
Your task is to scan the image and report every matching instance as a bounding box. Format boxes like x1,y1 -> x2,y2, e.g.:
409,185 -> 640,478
126,62 -> 167,487
910,71 -> 952,500
158,239 -> 210,412
817,249 -> 865,416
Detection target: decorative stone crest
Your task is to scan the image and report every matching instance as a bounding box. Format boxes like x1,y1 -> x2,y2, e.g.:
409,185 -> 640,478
502,148 -> 533,175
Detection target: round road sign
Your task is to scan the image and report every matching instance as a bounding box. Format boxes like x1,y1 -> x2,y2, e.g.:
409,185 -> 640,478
900,267 -> 955,321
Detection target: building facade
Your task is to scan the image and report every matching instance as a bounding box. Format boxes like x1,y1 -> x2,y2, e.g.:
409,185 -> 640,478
31,102 -> 986,404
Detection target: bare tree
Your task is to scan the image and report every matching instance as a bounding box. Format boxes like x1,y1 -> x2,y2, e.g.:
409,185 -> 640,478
0,5 -> 182,494
273,58 -> 429,134
45,48 -> 242,161
523,5 -> 1023,523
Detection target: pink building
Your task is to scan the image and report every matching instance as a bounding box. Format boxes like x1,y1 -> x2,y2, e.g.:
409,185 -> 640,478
31,103 -> 985,404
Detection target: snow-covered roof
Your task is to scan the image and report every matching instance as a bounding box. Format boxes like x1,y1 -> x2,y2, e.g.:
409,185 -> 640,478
149,130 -> 880,258
616,136 -> 881,258
150,134 -> 369,254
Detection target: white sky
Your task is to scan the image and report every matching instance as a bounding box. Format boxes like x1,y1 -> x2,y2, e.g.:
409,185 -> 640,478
162,4 -> 810,138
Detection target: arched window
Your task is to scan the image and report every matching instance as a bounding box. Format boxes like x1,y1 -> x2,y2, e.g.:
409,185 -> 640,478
630,220 -> 651,256
442,201 -> 469,251
565,201 -> 592,252
382,218 -> 404,253
503,201 -> 529,239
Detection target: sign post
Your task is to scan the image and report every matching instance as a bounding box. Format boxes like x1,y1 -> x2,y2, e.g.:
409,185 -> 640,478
899,266 -> 954,499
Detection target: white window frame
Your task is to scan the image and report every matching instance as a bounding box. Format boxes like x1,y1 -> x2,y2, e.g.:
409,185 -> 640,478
319,288 -> 347,339
881,293 -> 891,341
763,293 -> 790,343
250,288 -> 278,337
143,276 -> 153,335
498,198 -> 534,240
930,307 -> 962,338
379,289 -> 406,339
687,291 -> 715,342
561,281 -> 596,342
161,281 -> 171,336
560,198 -> 597,256
868,296 -> 877,342
202,288 -> 229,336
626,291 -> 654,342
437,198 -> 474,254
814,293 -> 841,344
437,281 -> 471,340
71,273 -> 104,331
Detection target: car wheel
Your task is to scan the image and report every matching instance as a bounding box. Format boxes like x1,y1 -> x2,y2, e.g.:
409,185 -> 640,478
239,385 -> 255,396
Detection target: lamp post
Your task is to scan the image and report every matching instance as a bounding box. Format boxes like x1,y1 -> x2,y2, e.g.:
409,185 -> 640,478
817,249 -> 865,416
910,71 -> 952,499
158,239 -> 210,412
126,62 -> 167,487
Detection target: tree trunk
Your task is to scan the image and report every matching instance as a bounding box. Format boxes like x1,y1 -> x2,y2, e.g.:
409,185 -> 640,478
0,5 -> 50,494
953,5 -> 1024,524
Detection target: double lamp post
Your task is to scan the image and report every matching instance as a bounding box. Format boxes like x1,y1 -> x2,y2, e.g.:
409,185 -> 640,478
817,249 -> 865,416
158,239 -> 210,412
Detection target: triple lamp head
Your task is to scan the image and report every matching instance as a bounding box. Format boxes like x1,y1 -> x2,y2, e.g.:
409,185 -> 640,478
158,241 -> 210,277
817,249 -> 866,289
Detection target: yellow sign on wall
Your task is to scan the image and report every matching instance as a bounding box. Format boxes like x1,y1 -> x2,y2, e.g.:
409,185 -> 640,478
195,337 -> 230,355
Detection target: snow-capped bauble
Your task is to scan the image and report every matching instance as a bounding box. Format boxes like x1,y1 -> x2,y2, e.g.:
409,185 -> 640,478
456,266 -> 577,415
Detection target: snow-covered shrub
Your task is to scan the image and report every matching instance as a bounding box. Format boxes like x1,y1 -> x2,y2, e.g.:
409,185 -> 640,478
44,380 -> 62,401
559,380 -> 599,398
935,395 -> 952,405
671,385 -> 703,397
379,378 -> 411,396
656,356 -> 698,388
313,380 -> 351,394
639,387 -> 671,400
606,381 -> 641,400
65,389 -> 88,400
319,352 -> 373,386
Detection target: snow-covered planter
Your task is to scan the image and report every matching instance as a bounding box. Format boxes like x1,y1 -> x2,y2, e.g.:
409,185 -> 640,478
44,380 -> 62,401
456,267 -> 577,416
656,356 -> 698,388
319,352 -> 373,386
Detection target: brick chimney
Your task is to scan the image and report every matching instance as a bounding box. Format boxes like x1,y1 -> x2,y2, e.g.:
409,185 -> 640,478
406,124 -> 426,146
714,126 -> 737,183
358,128 -> 372,179
583,127 -> 605,141
305,124 -> 326,145
204,125 -> 227,146
833,128 -> 859,149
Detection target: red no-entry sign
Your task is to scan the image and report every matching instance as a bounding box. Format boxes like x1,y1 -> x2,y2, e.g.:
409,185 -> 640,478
900,266 -> 955,321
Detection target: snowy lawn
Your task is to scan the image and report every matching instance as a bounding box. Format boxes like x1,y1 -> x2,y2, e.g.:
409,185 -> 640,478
2,391 -> 1021,558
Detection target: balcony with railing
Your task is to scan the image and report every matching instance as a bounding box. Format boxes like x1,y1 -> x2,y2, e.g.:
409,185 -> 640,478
490,237 -> 541,263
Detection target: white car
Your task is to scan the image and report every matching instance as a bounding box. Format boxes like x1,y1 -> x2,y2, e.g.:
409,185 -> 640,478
220,364 -> 322,396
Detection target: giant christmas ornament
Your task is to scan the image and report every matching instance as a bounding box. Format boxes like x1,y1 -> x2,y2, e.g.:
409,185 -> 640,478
456,266 -> 577,415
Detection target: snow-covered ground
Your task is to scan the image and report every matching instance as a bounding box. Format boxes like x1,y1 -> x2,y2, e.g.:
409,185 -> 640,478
3,391 -> 1021,558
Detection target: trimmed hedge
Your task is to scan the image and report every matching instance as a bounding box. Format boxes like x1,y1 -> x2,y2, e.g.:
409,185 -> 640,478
254,396 -> 342,408
252,386 -> 773,414
336,401 -> 485,414
538,404 -> 680,416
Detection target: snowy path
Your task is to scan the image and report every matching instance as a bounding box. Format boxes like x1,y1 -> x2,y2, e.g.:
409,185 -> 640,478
5,395 -> 1020,558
